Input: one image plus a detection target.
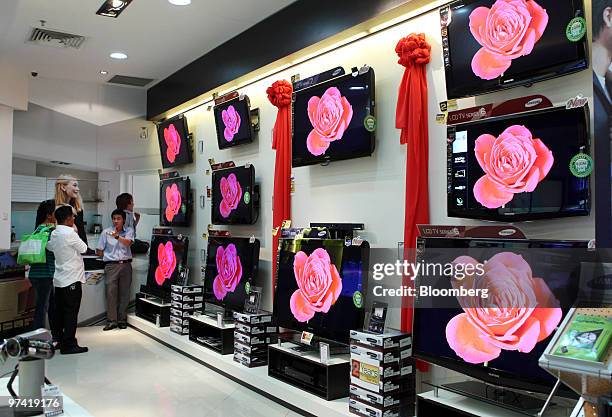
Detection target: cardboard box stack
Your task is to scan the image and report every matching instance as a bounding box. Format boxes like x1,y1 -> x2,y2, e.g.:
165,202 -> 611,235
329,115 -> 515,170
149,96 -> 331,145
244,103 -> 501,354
169,285 -> 203,335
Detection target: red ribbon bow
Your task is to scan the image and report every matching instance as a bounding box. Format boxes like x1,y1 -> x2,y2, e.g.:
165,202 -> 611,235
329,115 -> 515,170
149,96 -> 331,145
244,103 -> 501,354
266,80 -> 293,109
395,33 -> 431,68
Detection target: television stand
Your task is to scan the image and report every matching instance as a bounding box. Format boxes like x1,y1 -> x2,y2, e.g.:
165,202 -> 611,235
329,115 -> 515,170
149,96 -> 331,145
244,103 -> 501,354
135,293 -> 171,327
188,314 -> 234,355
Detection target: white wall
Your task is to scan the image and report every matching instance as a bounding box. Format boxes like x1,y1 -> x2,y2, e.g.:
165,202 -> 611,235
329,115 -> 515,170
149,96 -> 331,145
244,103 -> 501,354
0,59 -> 28,111
0,106 -> 14,249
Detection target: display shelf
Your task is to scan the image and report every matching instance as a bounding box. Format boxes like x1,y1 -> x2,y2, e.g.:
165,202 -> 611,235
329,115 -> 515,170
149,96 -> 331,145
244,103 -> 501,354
135,294 -> 170,327
127,314 -> 353,417
188,314 -> 234,355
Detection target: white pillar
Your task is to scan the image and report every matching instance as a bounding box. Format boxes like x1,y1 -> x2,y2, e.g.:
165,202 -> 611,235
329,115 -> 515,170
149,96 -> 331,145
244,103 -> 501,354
0,105 -> 14,249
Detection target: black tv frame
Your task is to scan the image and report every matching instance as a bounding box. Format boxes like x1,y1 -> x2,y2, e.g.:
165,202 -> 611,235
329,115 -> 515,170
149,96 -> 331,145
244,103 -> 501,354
156,113 -> 193,169
211,165 -> 259,225
145,234 -> 190,301
159,176 -> 192,228
213,95 -> 255,150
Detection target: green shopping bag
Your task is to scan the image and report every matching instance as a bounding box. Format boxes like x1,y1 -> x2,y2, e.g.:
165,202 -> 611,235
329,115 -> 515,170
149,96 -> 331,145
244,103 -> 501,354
17,225 -> 53,265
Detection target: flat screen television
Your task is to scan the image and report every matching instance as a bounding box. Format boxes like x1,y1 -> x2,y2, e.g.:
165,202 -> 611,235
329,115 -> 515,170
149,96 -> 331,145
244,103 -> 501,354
292,67 -> 375,167
146,234 -> 189,299
442,0 -> 588,99
448,105 -> 590,221
203,236 -> 260,312
213,95 -> 254,149
273,238 -> 369,344
156,114 -> 193,169
412,236 -> 588,396
159,176 -> 191,227
211,165 -> 258,225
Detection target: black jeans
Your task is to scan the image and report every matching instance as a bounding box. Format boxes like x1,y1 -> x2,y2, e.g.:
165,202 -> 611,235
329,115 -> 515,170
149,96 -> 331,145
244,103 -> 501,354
30,278 -> 59,340
54,282 -> 82,349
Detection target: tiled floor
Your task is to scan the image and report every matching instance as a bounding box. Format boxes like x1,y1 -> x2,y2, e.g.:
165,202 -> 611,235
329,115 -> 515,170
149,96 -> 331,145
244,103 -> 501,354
1,326 -> 300,417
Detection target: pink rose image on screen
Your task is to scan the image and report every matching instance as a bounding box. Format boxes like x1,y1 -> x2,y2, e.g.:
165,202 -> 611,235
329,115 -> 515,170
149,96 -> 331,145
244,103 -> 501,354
213,244 -> 243,300
164,183 -> 182,222
445,252 -> 562,364
219,173 -> 242,218
155,241 -> 177,286
306,87 -> 353,156
469,0 -> 549,80
222,105 -> 241,142
290,248 -> 343,322
473,125 -> 553,209
164,123 -> 182,164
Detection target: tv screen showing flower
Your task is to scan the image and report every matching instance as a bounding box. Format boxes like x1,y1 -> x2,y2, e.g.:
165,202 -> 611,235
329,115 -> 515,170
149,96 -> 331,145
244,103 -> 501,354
213,96 -> 254,149
443,0 -> 587,99
146,235 -> 189,295
448,106 -> 590,221
159,177 -> 191,227
292,67 -> 375,167
211,165 -> 257,225
156,115 -> 193,169
412,236 -> 587,395
203,237 -> 260,312
273,238 -> 369,344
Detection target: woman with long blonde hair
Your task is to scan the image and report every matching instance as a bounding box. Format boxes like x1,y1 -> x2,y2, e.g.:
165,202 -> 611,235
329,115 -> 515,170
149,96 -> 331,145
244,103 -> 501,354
55,175 -> 89,247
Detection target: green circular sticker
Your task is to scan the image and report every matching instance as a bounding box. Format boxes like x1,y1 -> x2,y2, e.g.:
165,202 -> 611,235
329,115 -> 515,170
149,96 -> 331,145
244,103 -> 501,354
569,153 -> 593,178
181,204 -> 186,214
364,115 -> 376,132
353,291 -> 364,308
244,191 -> 251,205
245,282 -> 251,295
566,17 -> 586,42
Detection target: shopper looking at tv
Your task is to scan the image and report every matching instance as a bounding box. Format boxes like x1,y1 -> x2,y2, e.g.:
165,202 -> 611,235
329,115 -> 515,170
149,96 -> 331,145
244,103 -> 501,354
593,0 -> 612,139
28,199 -> 59,343
55,174 -> 89,248
116,193 -> 140,237
46,205 -> 89,355
96,209 -> 134,331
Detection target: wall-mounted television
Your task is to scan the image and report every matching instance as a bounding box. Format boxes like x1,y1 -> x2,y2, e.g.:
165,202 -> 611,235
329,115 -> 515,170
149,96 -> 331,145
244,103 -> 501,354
273,238 -> 369,344
213,95 -> 255,149
292,67 -> 375,167
203,236 -> 260,312
448,105 -> 590,221
412,236 -> 588,396
211,165 -> 258,225
146,234 -> 189,299
442,0 -> 588,100
160,177 -> 191,227
156,114 -> 193,169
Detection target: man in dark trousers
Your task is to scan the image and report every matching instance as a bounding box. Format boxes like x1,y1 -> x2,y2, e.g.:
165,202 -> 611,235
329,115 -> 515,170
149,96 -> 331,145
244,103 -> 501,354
47,205 -> 89,354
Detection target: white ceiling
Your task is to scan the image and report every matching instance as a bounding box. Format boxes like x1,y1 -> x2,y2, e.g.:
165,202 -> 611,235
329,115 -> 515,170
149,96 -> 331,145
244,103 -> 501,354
0,0 -> 294,86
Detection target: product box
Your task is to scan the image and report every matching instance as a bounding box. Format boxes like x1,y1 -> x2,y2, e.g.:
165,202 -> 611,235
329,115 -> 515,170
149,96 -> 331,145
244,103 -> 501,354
233,311 -> 273,325
350,329 -> 411,350
170,324 -> 189,335
349,397 -> 414,417
235,322 -> 277,336
170,308 -> 193,318
234,331 -> 277,346
350,354 -> 414,394
350,343 -> 412,365
170,301 -> 203,311
171,292 -> 203,303
171,284 -> 203,295
234,341 -> 269,356
349,385 -> 413,409
233,351 -> 267,368
170,316 -> 190,327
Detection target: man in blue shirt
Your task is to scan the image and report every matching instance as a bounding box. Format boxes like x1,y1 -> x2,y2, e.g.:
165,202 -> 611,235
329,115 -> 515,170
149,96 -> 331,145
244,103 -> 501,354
96,209 -> 134,331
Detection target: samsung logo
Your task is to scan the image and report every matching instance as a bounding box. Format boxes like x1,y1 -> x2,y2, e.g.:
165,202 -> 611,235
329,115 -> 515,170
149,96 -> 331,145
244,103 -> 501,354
525,98 -> 543,108
587,275 -> 612,290
488,373 -> 500,378
333,68 -> 342,76
498,229 -> 517,237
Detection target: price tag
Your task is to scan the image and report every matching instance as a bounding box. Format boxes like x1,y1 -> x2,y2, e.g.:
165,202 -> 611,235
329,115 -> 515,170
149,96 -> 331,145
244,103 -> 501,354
272,227 -> 280,237
352,236 -> 364,246
42,384 -> 63,417
301,331 -> 314,345
319,342 -> 330,364
281,220 -> 292,229
249,235 -> 256,243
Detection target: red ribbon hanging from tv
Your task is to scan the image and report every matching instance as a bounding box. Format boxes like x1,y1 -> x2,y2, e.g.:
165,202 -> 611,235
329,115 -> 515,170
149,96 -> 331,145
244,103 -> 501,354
267,80 -> 293,290
395,33 -> 431,334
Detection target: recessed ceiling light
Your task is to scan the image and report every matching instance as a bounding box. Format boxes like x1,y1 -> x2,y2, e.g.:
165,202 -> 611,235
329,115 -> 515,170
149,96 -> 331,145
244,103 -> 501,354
100,70 -> 108,75
110,52 -> 127,60
169,0 -> 191,5
96,0 -> 133,18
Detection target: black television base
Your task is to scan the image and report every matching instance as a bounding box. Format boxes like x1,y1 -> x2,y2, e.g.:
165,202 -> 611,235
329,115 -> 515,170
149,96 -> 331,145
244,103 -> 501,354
268,343 -> 350,401
441,381 -> 547,416
135,293 -> 170,327
188,314 -> 234,355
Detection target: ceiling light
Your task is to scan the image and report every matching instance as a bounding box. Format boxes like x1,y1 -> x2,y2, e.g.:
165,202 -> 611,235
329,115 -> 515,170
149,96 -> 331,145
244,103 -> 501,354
100,70 -> 108,75
169,0 -> 191,5
110,52 -> 127,60
96,0 -> 133,18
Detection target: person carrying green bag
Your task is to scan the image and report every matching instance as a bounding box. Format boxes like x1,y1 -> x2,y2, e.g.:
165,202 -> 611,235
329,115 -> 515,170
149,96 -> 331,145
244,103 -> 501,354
26,200 -> 59,341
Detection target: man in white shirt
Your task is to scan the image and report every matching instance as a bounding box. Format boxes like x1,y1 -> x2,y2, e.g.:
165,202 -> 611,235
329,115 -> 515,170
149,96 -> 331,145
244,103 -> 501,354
46,205 -> 89,355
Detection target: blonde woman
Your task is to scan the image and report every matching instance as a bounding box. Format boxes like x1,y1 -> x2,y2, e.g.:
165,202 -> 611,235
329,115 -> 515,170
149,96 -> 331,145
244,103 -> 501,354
55,175 -> 88,247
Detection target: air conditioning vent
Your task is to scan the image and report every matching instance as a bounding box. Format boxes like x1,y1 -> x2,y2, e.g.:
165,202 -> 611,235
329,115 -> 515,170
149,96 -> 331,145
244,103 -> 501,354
107,75 -> 154,87
27,27 -> 86,49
